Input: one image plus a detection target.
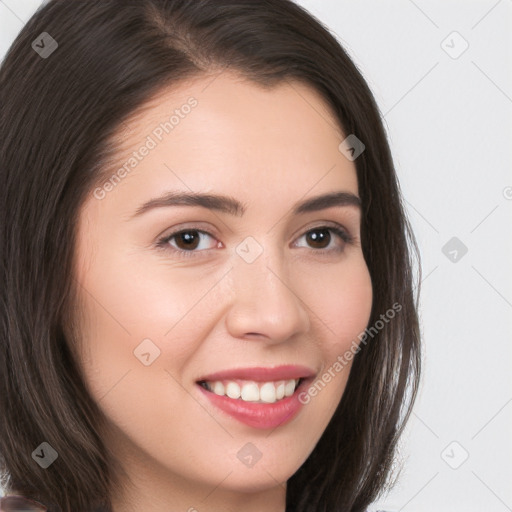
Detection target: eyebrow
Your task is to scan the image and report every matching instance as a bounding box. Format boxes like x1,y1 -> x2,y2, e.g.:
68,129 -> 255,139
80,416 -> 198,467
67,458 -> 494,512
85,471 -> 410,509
129,190 -> 361,219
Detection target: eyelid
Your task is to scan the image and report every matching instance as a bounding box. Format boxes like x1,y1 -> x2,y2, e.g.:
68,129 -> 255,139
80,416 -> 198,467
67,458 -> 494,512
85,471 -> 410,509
155,221 -> 354,257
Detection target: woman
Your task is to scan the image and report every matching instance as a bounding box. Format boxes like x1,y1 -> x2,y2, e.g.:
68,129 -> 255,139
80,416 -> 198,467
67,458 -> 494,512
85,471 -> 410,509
0,0 -> 421,511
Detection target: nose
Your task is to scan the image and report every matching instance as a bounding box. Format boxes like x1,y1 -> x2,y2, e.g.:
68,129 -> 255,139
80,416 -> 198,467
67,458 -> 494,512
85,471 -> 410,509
224,244 -> 310,344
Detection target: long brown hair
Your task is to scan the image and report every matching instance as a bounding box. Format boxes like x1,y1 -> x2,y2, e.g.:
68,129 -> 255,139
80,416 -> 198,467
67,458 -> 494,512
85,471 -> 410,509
0,1 -> 421,510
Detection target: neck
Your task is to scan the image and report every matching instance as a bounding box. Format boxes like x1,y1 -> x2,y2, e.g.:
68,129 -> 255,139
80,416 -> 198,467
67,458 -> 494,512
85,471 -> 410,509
109,472 -> 287,512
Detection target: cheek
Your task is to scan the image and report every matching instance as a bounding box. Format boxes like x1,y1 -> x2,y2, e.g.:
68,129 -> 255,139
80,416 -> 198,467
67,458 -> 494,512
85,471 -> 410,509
292,258 -> 372,436
73,250 -> 227,407
300,256 -> 373,355
335,265 -> 373,351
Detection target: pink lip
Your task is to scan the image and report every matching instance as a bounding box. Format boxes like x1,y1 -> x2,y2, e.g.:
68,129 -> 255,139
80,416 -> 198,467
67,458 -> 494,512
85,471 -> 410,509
195,365 -> 316,430
196,364 -> 316,383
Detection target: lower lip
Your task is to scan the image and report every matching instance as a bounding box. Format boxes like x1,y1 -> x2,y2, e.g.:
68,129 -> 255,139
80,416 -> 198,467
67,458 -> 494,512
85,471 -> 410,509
197,380 -> 310,430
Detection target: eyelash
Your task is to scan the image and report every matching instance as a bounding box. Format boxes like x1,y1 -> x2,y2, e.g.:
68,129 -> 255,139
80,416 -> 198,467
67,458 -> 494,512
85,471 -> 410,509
155,224 -> 354,259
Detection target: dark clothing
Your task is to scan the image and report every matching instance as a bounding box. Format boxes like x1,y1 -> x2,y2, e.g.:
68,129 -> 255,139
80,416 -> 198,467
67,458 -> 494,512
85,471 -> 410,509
1,493 -> 391,511
0,494 -> 108,512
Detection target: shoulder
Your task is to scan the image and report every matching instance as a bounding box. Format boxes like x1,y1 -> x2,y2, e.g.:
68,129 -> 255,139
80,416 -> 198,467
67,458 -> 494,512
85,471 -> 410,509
0,494 -> 48,511
1,494 -> 109,512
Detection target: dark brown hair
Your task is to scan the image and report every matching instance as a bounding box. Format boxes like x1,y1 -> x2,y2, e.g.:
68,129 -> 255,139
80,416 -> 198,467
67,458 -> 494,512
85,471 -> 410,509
0,1 -> 421,510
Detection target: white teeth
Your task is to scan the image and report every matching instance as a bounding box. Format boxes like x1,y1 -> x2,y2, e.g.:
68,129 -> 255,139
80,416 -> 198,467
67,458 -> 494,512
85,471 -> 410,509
284,380 -> 296,397
225,382 -> 241,399
276,381 -> 285,400
260,382 -> 277,403
240,382 -> 259,401
203,378 -> 300,403
212,381 -> 225,396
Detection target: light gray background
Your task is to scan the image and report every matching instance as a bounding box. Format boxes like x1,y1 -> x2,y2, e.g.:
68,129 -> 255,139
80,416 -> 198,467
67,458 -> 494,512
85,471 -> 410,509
1,1 -> 511,510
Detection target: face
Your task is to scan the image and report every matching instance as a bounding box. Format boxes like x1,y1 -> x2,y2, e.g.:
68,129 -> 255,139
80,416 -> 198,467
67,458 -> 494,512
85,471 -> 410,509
72,71 -> 373,511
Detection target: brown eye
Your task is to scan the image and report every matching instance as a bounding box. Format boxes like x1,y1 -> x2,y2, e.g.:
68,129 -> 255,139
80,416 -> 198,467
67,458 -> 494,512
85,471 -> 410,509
295,226 -> 352,253
156,228 -> 219,258
156,224 -> 352,259
173,230 -> 202,251
305,228 -> 332,249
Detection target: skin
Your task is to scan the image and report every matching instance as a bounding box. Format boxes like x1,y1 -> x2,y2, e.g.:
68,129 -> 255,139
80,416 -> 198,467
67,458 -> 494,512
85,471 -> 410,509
72,71 -> 373,512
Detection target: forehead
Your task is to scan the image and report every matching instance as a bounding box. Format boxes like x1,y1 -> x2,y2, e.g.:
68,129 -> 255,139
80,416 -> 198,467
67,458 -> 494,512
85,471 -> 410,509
96,71 -> 358,215
121,70 -> 346,143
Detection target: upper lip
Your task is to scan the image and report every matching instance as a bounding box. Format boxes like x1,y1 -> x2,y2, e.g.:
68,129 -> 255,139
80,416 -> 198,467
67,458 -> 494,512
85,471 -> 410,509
196,364 -> 316,383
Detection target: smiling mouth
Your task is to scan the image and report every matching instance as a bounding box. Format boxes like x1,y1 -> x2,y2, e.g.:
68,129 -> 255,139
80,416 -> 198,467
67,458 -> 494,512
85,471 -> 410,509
197,378 -> 304,404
